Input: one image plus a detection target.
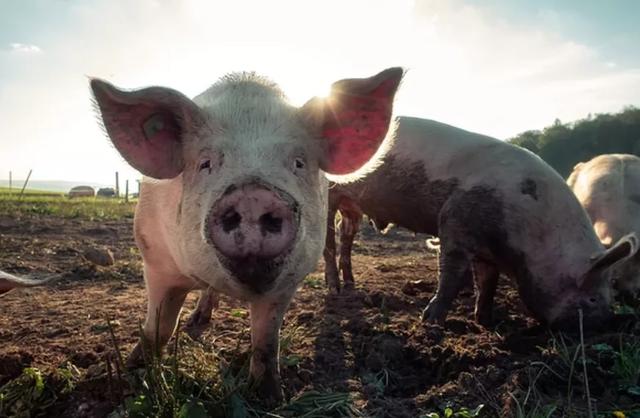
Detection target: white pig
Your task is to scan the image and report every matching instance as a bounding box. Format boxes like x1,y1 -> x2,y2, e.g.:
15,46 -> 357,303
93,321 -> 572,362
322,117 -> 637,328
568,154 -> 640,298
90,68 -> 403,402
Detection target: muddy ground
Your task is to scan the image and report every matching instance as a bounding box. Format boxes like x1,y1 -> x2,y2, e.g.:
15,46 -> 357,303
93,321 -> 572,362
1,214 -> 639,417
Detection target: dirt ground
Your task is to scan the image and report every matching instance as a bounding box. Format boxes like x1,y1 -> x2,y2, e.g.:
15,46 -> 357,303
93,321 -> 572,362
1,214 -> 639,417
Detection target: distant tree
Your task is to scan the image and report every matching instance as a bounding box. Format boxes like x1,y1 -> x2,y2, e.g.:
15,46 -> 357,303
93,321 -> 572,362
508,106 -> 640,178
510,130 -> 541,154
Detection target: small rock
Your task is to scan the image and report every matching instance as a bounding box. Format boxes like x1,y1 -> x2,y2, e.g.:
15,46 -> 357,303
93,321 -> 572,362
83,247 -> 115,266
401,280 -> 432,296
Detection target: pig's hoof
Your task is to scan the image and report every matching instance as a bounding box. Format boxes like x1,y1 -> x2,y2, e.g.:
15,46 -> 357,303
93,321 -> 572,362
184,310 -> 212,339
325,276 -> 340,295
475,310 -> 493,328
422,302 -> 446,324
327,285 -> 340,295
251,373 -> 284,406
343,281 -> 355,292
125,344 -> 146,369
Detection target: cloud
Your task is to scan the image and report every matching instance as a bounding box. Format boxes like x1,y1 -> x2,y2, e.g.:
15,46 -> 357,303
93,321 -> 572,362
394,0 -> 640,138
9,43 -> 42,53
0,0 -> 638,183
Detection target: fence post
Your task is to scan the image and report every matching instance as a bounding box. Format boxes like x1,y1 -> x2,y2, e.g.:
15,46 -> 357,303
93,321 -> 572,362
115,171 -> 120,198
125,180 -> 129,203
19,169 -> 33,199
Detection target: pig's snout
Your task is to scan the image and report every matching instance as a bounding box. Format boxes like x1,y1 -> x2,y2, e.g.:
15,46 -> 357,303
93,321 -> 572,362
209,184 -> 298,291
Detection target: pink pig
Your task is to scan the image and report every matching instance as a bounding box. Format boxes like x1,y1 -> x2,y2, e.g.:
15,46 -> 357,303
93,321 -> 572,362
90,68 -> 403,402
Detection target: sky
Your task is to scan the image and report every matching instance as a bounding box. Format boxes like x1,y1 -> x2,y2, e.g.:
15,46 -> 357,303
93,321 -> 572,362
0,0 -> 639,186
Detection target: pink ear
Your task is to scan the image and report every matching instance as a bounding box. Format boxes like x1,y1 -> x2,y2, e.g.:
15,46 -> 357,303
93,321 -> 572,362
90,79 -> 204,179
579,232 -> 639,288
303,67 -> 403,175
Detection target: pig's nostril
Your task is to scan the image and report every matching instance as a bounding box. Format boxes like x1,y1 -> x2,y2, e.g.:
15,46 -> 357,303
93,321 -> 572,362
259,212 -> 283,234
221,209 -> 242,232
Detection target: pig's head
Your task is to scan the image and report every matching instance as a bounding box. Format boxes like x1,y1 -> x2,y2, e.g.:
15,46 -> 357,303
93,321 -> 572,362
545,233 -> 640,329
91,68 -> 402,296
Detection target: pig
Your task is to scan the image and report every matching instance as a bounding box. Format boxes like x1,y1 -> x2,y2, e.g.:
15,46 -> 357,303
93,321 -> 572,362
90,67 -> 403,402
568,154 -> 640,299
0,270 -> 54,295
323,116 -> 638,328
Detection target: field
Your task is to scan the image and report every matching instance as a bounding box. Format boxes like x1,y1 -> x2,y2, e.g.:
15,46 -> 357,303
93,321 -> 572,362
1,194 -> 640,417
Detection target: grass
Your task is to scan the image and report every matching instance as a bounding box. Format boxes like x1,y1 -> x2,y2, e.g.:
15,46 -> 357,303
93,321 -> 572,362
0,187 -> 64,196
0,364 -> 81,416
421,404 -> 485,418
504,325 -> 640,418
0,319 -> 360,418
0,189 -> 135,220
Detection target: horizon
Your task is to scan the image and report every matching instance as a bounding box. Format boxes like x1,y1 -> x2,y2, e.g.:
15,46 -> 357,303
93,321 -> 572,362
2,0 -> 639,184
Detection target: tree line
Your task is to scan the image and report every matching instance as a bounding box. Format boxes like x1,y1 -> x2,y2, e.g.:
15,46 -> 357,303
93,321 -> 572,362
508,106 -> 640,178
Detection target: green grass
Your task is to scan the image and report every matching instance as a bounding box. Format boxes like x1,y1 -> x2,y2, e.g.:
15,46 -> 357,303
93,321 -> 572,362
0,187 -> 64,196
421,404 -> 485,418
0,364 -> 81,416
0,320 -> 360,418
0,191 -> 135,220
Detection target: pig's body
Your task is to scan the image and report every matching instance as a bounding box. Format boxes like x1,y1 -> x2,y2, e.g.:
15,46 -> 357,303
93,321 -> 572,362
568,154 -> 640,296
325,117 -> 637,327
91,68 -> 402,402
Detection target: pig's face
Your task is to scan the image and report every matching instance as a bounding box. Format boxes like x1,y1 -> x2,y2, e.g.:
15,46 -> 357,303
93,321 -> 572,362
91,69 -> 402,297
545,233 -> 639,328
545,279 -> 613,330
178,78 -> 329,295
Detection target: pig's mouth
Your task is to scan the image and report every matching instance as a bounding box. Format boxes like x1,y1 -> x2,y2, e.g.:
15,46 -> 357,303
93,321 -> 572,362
206,181 -> 300,294
217,252 -> 291,294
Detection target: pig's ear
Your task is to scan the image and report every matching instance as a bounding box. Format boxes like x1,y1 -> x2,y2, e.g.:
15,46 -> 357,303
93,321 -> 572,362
579,233 -> 639,288
300,67 -> 404,175
90,79 -> 204,179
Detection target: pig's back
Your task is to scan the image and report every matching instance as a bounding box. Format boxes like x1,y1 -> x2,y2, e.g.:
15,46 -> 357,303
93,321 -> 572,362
391,117 -> 600,272
570,154 -> 640,245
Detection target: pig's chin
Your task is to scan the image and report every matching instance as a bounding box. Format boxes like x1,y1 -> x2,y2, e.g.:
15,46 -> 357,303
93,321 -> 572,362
217,252 -> 289,294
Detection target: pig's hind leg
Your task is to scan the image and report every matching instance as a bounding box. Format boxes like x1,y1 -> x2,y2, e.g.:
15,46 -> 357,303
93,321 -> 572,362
472,259 -> 499,326
185,288 -> 220,339
338,207 -> 362,290
323,201 -> 341,293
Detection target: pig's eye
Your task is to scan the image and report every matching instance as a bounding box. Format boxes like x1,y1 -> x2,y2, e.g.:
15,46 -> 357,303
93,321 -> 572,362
199,159 -> 212,174
294,158 -> 306,170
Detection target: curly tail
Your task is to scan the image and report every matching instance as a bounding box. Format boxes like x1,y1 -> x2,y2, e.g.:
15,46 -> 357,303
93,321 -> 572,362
425,237 -> 441,255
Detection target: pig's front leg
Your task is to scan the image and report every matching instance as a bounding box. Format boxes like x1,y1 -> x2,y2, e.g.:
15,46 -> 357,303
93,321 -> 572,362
127,267 -> 191,367
249,296 -> 292,404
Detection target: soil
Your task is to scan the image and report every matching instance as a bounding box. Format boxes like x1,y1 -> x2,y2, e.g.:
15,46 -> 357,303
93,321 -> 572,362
1,214 -> 639,417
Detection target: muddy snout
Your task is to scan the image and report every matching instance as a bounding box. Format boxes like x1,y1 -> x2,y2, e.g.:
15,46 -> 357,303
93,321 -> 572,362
209,183 -> 299,291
